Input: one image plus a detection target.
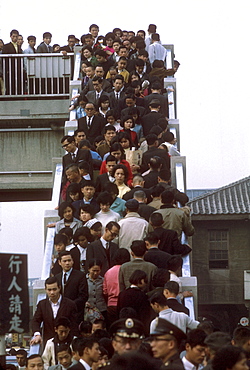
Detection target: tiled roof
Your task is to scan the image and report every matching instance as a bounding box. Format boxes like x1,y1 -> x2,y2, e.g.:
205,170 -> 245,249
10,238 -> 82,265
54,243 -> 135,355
188,176 -> 250,215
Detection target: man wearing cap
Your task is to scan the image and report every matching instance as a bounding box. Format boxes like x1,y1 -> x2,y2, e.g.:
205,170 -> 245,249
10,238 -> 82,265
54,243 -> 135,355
110,318 -> 145,355
149,317 -> 186,369
118,199 -> 148,252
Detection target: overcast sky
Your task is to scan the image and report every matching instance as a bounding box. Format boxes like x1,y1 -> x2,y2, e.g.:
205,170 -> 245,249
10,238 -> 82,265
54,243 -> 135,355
1,0 -> 249,189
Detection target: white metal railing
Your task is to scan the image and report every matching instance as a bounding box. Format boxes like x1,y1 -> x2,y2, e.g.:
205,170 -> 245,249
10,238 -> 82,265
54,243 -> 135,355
0,53 -> 72,96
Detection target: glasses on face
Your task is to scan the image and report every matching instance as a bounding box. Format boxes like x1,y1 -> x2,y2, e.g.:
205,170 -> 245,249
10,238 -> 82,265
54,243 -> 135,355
109,230 -> 118,238
85,108 -> 94,111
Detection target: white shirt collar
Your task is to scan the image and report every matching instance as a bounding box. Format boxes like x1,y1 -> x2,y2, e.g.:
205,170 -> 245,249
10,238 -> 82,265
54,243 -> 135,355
79,359 -> 91,370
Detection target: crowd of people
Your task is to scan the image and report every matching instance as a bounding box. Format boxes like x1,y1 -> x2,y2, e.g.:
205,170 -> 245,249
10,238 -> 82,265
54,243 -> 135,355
3,24 -> 249,370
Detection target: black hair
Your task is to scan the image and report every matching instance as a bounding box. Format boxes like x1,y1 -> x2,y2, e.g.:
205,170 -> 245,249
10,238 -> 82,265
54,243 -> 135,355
77,338 -> 99,357
117,131 -> 133,148
148,156 -> 162,170
212,345 -> 246,370
152,269 -> 170,287
113,248 -> 130,265
73,227 -> 92,243
233,326 -> 250,347
106,154 -> 117,163
61,135 -> 75,144
103,124 -> 116,134
111,164 -> 128,182
149,292 -> 168,306
129,269 -> 148,285
167,255 -> 183,272
144,232 -> 159,245
88,258 -> 102,269
146,134 -> 158,146
57,344 -> 72,356
54,234 -> 68,246
55,317 -> 71,328
96,191 -> 114,206
186,329 -> 207,348
149,212 -> 164,227
103,182 -> 119,196
81,180 -> 95,189
106,109 -> 118,121
82,45 -> 93,55
58,251 -> 73,261
79,204 -> 96,218
164,281 -> 179,295
149,125 -> 163,136
43,32 -> 52,38
78,139 -> 91,149
131,240 -> 146,257
161,190 -> 174,204
158,169 -> 171,182
58,201 -> 75,219
45,276 -> 60,288
121,115 -> 135,128
27,35 -> 36,42
106,221 -> 120,231
150,185 -> 165,199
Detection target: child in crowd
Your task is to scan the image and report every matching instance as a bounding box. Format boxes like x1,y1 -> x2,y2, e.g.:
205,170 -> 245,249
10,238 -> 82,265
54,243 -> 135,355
51,234 -> 68,276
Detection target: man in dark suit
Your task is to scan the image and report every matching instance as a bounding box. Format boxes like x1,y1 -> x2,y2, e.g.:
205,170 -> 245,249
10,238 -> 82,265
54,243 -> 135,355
109,75 -> 126,117
85,76 -> 109,106
140,134 -> 170,174
82,65 -> 112,95
120,94 -> 146,119
2,29 -> 22,95
163,281 -> 190,315
133,190 -> 156,222
70,338 -> 101,370
142,156 -> 162,188
60,35 -> 76,53
141,99 -> 166,136
61,135 -> 93,181
78,103 -> 105,145
122,175 -> 152,204
95,155 -> 117,194
149,212 -> 192,256
55,251 -> 88,323
144,232 -> 171,269
144,81 -> 169,117
31,277 -> 78,347
86,221 -> 120,276
37,32 -> 53,53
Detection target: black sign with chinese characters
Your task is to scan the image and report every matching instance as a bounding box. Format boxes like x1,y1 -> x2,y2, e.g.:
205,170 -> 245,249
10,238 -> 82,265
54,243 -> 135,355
0,253 -> 29,335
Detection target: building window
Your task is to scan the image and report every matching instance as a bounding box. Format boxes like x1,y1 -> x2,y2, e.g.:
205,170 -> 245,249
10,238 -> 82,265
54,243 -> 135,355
208,229 -> 229,269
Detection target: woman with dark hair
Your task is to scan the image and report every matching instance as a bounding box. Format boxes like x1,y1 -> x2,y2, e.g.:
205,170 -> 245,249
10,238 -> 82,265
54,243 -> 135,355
117,131 -> 133,152
111,164 -> 130,198
81,45 -> 97,67
55,202 -> 82,234
212,345 -> 248,370
128,70 -> 141,85
120,115 -> 138,148
66,183 -> 82,203
103,248 -> 130,325
98,95 -> 110,118
87,259 -> 107,319
103,32 -> 115,56
99,142 -> 133,186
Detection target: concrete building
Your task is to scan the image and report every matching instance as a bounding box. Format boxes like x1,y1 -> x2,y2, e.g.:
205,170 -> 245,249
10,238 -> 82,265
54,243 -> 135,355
188,176 -> 250,332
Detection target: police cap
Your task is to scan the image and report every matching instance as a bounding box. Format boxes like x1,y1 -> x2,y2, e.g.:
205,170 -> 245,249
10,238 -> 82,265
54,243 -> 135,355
110,318 -> 145,339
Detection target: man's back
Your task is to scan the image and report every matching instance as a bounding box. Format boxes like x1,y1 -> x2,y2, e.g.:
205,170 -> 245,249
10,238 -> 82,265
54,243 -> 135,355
119,259 -> 157,292
150,308 -> 198,334
153,207 -> 194,239
118,213 -> 148,250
